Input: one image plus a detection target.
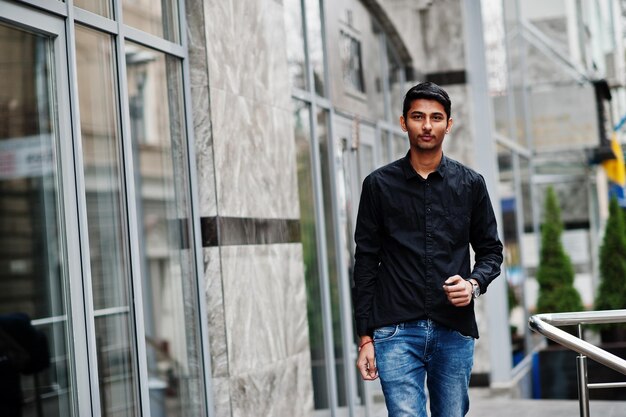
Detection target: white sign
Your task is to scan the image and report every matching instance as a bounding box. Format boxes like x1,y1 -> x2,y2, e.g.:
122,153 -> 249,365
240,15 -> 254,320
0,135 -> 53,180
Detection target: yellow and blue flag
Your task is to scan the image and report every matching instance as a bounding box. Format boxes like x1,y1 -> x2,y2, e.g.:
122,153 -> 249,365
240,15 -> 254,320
603,117 -> 626,205
602,132 -> 625,186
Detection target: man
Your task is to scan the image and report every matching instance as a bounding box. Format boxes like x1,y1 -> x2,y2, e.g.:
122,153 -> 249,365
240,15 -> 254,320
353,82 -> 503,417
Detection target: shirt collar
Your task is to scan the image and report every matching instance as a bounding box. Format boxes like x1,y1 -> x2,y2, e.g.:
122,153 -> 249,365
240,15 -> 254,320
401,151 -> 448,180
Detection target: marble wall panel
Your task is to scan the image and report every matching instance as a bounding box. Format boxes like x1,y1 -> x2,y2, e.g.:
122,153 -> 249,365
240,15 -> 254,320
229,352 -> 313,417
271,106 -> 300,219
220,244 -> 309,377
211,377 -> 233,417
202,0 -> 236,93
210,88 -> 299,219
203,247 -> 229,378
185,0 -> 209,88
204,0 -> 291,111
192,86 -> 218,217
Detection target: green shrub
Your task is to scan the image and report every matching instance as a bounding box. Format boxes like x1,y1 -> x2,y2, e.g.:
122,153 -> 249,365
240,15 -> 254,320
595,196 -> 626,333
536,187 -> 584,314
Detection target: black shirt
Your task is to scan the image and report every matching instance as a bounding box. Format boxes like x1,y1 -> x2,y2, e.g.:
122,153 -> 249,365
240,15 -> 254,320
353,153 -> 503,338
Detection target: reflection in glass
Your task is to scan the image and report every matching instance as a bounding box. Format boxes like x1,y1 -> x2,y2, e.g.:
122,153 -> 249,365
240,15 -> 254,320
333,123 -> 365,408
520,157 -> 532,231
74,0 -> 112,19
317,109 -> 348,406
497,145 -> 526,359
293,99 -> 331,409
284,0 -> 307,90
125,42 -> 205,417
339,31 -> 365,93
356,19 -> 385,120
392,133 -> 407,160
358,144 -> 374,188
0,23 -> 74,417
123,0 -> 180,43
305,0 -> 326,96
380,130 -> 391,164
386,41 -> 404,121
75,25 -> 139,417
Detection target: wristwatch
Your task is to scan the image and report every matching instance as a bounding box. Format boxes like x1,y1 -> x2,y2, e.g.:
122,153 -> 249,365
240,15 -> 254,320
469,280 -> 481,299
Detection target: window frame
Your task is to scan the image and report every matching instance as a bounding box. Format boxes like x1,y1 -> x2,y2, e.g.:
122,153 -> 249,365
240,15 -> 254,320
0,0 -> 213,415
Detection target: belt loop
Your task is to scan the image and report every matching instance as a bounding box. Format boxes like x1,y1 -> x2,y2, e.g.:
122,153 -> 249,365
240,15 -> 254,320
398,323 -> 405,330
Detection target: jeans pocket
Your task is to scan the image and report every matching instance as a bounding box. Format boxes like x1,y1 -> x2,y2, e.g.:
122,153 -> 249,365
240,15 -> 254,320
454,330 -> 474,341
373,325 -> 399,343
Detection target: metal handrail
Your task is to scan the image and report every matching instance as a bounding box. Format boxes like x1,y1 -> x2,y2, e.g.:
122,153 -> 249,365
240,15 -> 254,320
529,310 -> 626,375
531,309 -> 626,326
529,309 -> 626,417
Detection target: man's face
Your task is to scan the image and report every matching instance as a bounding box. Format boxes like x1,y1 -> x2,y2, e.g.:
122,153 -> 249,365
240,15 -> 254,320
400,99 -> 452,152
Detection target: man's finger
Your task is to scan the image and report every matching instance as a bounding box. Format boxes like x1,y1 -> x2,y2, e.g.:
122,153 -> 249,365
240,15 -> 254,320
357,360 -> 369,379
367,357 -> 378,378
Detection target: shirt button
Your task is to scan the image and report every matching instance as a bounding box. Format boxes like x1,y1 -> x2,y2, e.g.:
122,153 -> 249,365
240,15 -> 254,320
427,233 -> 432,237
426,208 -> 431,213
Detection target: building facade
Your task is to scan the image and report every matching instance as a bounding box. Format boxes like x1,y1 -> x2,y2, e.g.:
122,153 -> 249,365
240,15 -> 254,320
9,0 -> 612,415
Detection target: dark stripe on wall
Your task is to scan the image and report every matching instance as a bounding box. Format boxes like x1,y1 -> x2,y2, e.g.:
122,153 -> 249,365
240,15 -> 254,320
200,216 -> 301,247
425,70 -> 467,86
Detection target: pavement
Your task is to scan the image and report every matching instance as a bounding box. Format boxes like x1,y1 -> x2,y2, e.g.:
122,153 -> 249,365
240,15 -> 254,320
467,398 -> 626,417
366,388 -> 626,417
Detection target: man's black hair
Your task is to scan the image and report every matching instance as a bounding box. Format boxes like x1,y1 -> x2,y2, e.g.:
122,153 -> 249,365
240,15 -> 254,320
402,82 -> 451,121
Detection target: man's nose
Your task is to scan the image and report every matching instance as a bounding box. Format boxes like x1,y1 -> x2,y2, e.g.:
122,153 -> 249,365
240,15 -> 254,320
423,119 -> 432,130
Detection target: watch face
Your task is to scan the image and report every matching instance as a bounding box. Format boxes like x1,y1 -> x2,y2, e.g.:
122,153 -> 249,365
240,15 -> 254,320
472,283 -> 480,298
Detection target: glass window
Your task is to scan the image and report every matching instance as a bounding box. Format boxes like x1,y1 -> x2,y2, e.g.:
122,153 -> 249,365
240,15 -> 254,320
520,157 -> 533,232
74,0 -> 113,19
358,143 -> 374,186
293,99 -> 331,409
362,23 -> 384,121
379,130 -> 391,164
0,22 -> 74,417
392,133 -> 407,160
386,41 -> 404,121
339,30 -> 365,93
496,145 -> 526,358
305,0 -> 326,96
317,109 -> 348,406
125,42 -> 205,416
284,0 -> 308,90
123,0 -> 180,43
75,25 -> 140,416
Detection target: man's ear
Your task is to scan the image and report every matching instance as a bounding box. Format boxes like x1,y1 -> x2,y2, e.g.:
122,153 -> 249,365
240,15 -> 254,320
400,116 -> 407,132
446,117 -> 453,133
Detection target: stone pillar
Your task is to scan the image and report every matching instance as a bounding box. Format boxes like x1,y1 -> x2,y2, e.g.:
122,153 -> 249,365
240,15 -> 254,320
186,0 -> 314,416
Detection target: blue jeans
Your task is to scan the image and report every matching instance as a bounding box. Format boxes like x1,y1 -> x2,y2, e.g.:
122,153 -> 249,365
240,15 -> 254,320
373,319 -> 475,417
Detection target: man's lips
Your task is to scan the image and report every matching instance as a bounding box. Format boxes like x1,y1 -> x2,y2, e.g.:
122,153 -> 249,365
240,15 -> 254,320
419,135 -> 434,140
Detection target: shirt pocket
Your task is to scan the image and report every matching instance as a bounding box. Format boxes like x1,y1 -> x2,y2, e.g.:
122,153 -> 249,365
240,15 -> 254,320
445,207 -> 470,244
386,204 -> 417,234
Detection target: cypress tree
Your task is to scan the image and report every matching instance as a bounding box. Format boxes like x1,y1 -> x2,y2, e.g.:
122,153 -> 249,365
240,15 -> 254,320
595,196 -> 626,337
536,187 -> 584,314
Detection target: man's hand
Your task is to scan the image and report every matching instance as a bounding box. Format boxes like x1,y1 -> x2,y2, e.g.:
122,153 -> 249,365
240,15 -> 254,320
356,336 -> 378,380
443,275 -> 474,307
